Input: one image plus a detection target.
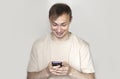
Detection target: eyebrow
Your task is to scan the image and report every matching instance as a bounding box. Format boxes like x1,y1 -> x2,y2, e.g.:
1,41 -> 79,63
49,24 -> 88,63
52,22 -> 67,24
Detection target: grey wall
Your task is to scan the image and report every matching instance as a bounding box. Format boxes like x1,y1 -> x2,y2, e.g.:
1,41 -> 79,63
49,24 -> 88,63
0,0 -> 120,79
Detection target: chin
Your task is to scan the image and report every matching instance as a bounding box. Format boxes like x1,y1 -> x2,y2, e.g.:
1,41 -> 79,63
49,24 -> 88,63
56,35 -> 64,39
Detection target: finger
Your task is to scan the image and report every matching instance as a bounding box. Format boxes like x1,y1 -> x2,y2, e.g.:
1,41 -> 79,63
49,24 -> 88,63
48,61 -> 53,69
57,66 -> 69,71
50,68 -> 66,75
56,67 -> 70,75
52,65 -> 60,69
49,66 -> 62,73
51,71 -> 62,75
56,71 -> 68,75
49,68 -> 56,72
62,61 -> 68,65
55,68 -> 68,74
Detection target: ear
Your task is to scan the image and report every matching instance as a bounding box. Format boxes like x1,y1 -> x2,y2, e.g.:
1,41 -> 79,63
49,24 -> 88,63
70,16 -> 72,22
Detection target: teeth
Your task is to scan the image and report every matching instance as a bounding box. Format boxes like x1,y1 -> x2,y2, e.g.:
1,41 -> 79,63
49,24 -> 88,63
57,33 -> 62,36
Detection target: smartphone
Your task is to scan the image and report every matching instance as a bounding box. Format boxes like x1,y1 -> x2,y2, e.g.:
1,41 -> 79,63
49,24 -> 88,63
52,61 -> 62,67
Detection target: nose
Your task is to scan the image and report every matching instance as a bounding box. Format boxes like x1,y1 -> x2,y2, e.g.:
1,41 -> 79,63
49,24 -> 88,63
57,26 -> 61,32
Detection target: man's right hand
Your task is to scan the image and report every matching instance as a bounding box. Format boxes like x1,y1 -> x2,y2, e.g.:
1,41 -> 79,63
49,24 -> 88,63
48,61 -> 71,76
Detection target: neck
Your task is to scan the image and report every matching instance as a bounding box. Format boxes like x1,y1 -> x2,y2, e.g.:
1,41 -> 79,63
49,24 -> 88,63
51,32 -> 71,41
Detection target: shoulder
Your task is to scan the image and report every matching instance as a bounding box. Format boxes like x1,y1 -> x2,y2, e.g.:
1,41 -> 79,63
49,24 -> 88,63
71,33 -> 89,47
32,34 -> 50,49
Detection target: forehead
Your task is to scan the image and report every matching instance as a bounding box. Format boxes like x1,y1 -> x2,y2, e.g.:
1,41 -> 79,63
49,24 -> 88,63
50,14 -> 70,23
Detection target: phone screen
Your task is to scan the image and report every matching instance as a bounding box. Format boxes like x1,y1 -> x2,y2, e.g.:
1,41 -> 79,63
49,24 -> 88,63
52,61 -> 62,67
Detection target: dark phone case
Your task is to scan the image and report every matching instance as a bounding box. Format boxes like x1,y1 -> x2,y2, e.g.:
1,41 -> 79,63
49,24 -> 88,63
52,61 -> 62,67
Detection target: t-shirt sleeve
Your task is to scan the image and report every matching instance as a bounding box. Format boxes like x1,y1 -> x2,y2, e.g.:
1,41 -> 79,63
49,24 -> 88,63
27,43 -> 39,72
80,41 -> 95,73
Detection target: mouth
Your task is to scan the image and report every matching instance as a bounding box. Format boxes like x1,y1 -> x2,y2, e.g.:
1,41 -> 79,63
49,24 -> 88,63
55,32 -> 64,37
56,32 -> 63,35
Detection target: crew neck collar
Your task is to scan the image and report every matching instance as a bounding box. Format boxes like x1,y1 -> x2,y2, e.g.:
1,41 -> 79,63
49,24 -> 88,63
50,32 -> 72,42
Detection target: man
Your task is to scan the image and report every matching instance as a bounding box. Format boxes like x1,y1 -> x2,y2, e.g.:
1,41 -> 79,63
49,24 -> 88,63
27,3 -> 95,79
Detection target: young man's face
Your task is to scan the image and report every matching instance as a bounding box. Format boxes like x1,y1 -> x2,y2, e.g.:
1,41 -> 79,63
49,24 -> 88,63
50,14 -> 71,39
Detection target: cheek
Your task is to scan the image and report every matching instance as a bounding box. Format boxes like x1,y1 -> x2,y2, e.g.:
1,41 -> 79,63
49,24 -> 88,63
51,27 -> 57,32
62,26 -> 69,31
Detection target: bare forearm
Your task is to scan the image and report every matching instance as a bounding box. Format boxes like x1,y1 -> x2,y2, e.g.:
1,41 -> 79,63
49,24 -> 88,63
27,68 -> 50,79
68,68 -> 95,79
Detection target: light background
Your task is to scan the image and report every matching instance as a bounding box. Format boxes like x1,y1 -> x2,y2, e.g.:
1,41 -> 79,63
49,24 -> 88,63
0,0 -> 120,79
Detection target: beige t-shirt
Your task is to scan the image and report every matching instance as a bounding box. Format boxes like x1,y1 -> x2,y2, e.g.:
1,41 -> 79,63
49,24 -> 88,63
27,33 -> 95,73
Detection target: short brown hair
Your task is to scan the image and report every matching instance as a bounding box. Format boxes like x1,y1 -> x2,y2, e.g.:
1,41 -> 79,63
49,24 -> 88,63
49,3 -> 72,21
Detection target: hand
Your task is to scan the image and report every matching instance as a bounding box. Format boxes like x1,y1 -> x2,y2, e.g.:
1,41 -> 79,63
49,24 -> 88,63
48,61 -> 71,76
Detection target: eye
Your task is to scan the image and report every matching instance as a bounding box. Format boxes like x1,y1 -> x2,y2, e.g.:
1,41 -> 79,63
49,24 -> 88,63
52,23 -> 57,26
61,23 -> 67,27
